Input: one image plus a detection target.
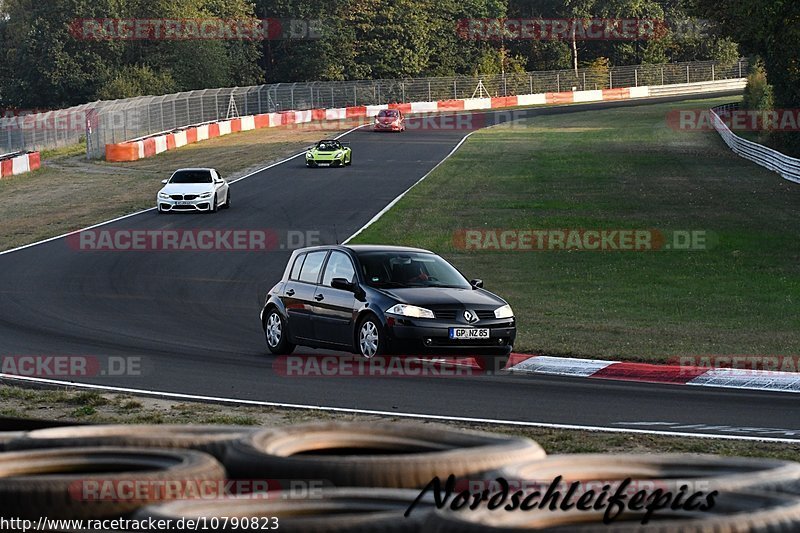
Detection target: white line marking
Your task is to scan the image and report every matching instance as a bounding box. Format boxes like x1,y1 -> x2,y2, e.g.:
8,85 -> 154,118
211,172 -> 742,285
0,124 -> 366,257
345,129 -> 478,243
1,373 -> 797,443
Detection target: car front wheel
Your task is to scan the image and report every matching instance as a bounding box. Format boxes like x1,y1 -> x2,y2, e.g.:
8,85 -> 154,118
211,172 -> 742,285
265,309 -> 295,355
357,315 -> 384,358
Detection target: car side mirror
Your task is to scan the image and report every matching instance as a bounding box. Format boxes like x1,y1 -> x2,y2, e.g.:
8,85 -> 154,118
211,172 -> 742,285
470,278 -> 484,289
161,179 -> 168,184
331,278 -> 355,291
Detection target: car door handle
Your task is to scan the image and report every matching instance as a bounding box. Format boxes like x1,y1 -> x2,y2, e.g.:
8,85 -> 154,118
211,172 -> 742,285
285,289 -> 295,296
314,294 -> 325,301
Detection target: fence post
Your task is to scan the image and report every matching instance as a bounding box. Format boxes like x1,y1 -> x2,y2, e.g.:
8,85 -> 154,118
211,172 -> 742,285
583,72 -> 586,90
402,82 -> 405,102
711,64 -> 715,81
609,71 -> 612,89
557,73 -> 560,92
661,67 -> 664,86
354,85 -> 357,106
529,76 -> 533,94
291,85 -> 295,110
739,60 -> 743,78
428,80 -> 431,101
453,80 -> 457,99
635,69 -> 638,87
331,87 -> 334,108
503,73 -> 507,96
214,93 -> 219,121
686,65 -> 690,84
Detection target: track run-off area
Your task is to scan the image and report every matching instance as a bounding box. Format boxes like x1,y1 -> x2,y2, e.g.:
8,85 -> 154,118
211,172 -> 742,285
2,92 -> 798,443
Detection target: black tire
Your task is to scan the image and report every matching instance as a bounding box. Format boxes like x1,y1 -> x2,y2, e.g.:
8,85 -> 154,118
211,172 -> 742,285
264,308 -> 296,355
223,190 -> 231,209
0,447 -> 225,519
6,424 -> 257,461
356,314 -> 384,358
496,453 -> 800,496
137,488 -> 436,533
421,490 -> 800,532
0,431 -> 25,451
223,421 -> 546,489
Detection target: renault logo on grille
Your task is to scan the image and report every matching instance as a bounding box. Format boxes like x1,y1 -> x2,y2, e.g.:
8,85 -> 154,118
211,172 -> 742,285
464,310 -> 479,324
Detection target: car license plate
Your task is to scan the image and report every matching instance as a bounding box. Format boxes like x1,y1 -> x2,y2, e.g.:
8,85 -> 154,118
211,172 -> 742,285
449,328 -> 490,340
318,163 -> 330,167
176,201 -> 191,205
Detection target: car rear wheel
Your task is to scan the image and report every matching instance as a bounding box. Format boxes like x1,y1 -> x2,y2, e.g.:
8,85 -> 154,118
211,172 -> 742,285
357,315 -> 383,358
265,309 -> 295,355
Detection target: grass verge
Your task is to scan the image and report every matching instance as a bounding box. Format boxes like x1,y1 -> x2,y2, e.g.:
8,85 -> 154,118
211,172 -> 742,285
351,96 -> 800,362
1,383 -> 797,461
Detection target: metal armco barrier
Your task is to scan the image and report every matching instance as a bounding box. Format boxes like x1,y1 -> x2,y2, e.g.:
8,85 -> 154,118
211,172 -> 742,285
0,59 -> 747,159
711,104 -> 800,185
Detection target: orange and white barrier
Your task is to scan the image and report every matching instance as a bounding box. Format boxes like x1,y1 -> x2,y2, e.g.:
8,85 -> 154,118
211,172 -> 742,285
105,80 -> 745,162
0,151 -> 41,178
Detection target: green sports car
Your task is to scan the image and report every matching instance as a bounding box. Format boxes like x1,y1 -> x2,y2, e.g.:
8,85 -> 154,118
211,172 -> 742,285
305,139 -> 352,168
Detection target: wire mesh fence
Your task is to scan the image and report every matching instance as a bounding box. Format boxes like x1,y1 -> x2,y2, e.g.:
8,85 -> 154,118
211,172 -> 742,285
0,59 -> 747,159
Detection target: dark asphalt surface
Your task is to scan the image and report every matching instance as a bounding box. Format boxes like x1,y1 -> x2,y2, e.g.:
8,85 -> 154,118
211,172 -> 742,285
2,92 -> 798,441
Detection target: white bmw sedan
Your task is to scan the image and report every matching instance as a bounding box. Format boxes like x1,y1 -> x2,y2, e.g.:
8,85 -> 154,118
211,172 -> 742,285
157,168 -> 230,213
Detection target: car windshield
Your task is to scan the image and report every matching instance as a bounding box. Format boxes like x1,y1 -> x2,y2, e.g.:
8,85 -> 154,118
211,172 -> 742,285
378,110 -> 398,117
170,170 -> 213,184
355,251 -> 471,289
316,141 -> 341,151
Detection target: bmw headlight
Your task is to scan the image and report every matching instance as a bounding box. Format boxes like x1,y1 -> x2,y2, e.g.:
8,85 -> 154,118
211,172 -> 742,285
386,304 -> 435,319
158,192 -> 169,199
199,192 -> 212,199
494,304 -> 514,319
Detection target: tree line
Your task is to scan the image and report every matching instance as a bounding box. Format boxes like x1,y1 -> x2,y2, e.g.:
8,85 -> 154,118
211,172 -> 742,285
0,0 -> 747,110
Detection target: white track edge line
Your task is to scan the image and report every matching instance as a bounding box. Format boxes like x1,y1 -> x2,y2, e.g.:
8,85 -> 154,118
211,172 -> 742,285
0,124 -> 366,258
0,373 -> 796,443
344,129 -> 477,243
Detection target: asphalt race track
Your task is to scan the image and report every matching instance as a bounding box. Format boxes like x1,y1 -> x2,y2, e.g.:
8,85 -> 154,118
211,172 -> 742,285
2,92 -> 798,442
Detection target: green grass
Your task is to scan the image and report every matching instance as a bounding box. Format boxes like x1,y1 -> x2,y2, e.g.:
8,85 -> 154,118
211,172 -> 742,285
352,96 -> 800,362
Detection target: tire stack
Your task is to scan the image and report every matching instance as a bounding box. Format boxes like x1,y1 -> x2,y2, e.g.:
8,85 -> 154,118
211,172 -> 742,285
0,420 -> 799,532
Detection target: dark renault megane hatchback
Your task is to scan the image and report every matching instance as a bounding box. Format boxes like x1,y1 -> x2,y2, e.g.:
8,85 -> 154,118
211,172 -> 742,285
261,245 -> 516,364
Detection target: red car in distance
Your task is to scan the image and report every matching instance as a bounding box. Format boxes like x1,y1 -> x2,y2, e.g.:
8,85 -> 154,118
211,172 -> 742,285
373,109 -> 406,132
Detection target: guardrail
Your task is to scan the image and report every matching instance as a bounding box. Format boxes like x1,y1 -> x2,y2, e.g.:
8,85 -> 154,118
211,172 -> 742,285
105,78 -> 746,162
710,104 -> 800,185
0,59 -> 747,159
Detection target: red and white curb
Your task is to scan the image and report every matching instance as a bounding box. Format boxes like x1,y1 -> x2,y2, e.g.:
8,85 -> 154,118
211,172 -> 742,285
503,355 -> 800,393
0,151 -> 41,178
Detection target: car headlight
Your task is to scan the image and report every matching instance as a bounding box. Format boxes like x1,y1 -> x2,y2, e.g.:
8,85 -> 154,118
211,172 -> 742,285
494,304 -> 514,319
386,304 -> 435,319
334,152 -> 343,158
158,192 -> 169,199
305,151 -> 313,158
199,192 -> 212,198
